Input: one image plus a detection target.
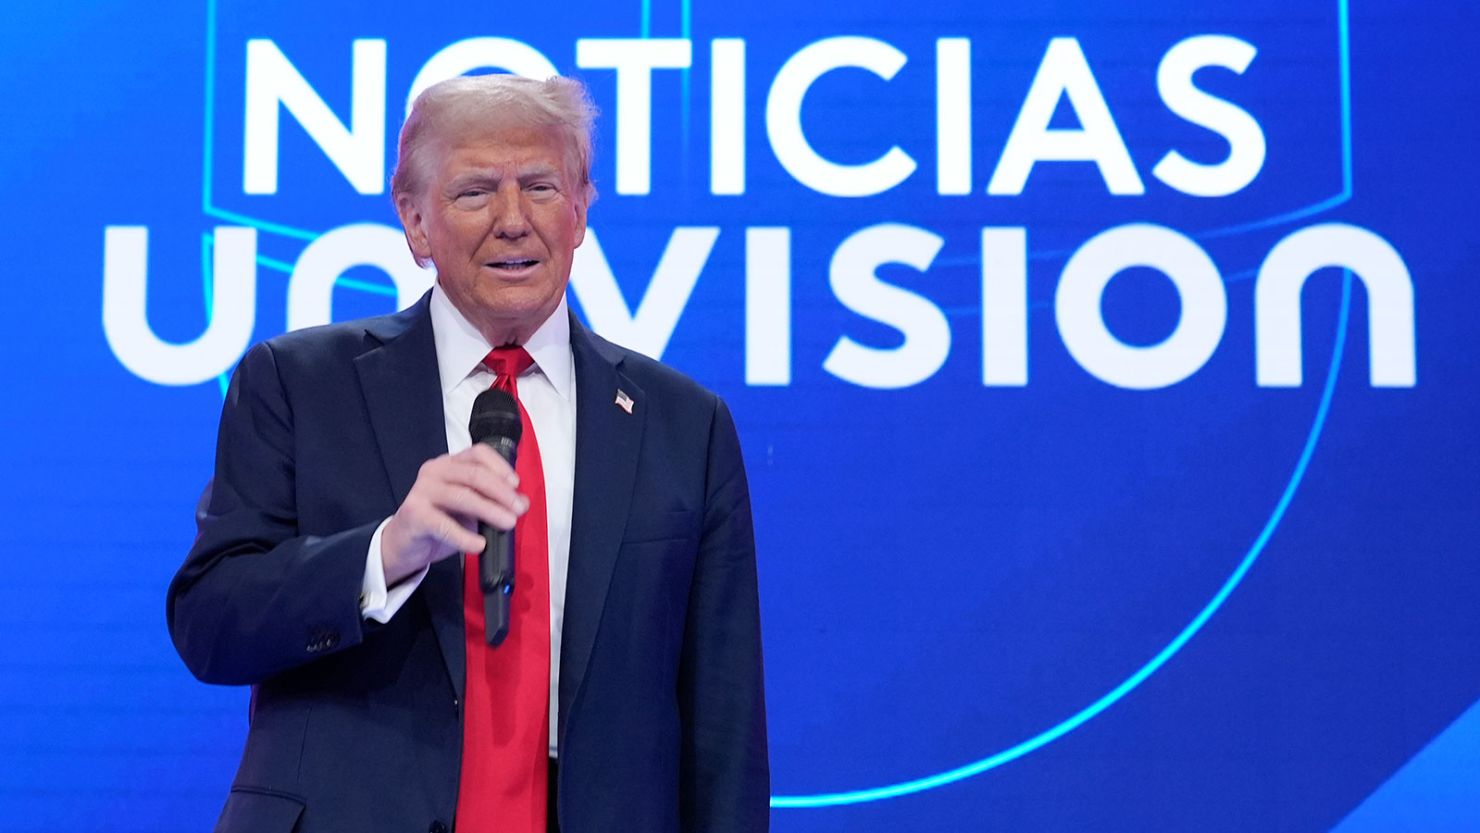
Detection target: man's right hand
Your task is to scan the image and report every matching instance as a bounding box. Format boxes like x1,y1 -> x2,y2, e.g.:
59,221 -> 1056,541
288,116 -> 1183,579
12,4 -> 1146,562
380,443 -> 529,586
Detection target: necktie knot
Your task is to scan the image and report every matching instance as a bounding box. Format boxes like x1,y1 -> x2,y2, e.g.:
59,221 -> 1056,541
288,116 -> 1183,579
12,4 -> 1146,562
483,346 -> 535,383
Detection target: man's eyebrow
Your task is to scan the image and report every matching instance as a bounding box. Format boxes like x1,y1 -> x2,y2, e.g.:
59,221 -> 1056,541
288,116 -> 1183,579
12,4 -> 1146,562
445,171 -> 496,191
517,164 -> 562,181
445,164 -> 563,191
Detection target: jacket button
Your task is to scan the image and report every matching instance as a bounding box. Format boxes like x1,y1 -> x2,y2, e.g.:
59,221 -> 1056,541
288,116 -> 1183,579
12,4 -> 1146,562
305,627 -> 341,653
429,822 -> 448,833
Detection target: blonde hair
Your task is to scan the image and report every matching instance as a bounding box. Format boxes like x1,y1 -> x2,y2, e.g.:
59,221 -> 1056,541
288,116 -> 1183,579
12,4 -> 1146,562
390,74 -> 597,205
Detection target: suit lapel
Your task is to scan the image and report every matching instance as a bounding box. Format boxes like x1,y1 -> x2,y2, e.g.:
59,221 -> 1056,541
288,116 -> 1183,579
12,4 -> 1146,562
348,301 -> 644,724
559,315 -> 645,742
353,293 -> 465,702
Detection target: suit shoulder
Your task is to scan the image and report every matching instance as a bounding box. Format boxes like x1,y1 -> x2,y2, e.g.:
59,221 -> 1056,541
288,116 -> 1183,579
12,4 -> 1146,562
259,315 -> 380,361
249,299 -> 426,375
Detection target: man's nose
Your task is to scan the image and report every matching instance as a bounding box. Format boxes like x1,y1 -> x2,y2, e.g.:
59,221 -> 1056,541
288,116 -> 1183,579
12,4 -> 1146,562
490,186 -> 531,238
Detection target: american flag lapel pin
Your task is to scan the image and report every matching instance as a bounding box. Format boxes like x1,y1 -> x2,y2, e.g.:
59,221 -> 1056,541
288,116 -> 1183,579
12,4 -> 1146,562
614,389 -> 635,414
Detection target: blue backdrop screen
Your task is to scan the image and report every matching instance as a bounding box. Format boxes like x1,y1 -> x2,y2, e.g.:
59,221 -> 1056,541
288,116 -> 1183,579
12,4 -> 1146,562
2,1 -> 1477,831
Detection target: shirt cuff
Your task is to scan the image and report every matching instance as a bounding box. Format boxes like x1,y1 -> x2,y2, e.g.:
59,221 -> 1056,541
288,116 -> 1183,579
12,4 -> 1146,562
360,518 -> 429,623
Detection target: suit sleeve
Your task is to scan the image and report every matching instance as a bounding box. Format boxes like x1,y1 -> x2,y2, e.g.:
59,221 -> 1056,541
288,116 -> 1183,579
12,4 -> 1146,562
678,397 -> 771,832
167,341 -> 376,686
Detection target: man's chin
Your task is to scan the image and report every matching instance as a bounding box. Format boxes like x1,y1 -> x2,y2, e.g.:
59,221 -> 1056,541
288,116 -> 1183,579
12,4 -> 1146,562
466,292 -> 565,342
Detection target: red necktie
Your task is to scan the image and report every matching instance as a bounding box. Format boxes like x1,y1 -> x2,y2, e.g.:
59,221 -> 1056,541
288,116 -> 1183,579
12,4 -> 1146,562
457,346 -> 551,833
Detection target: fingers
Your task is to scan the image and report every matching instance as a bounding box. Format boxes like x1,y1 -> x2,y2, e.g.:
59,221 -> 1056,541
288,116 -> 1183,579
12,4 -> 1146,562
440,453 -> 525,513
419,453 -> 528,520
430,481 -> 524,532
463,443 -> 520,487
383,447 -> 531,574
401,502 -> 486,554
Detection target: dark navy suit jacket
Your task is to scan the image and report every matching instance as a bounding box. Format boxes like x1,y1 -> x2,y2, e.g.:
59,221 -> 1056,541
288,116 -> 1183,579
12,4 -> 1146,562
167,294 -> 769,832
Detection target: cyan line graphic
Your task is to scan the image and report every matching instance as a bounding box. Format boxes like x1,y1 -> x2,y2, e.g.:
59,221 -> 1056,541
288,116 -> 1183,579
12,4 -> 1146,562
777,0 -> 1356,807
776,0 -> 1355,806
773,270 -> 1354,807
196,0 -> 1359,807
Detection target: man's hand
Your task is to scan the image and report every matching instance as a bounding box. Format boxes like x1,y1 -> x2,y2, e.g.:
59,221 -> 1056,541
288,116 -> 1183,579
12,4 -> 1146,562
380,444 -> 529,586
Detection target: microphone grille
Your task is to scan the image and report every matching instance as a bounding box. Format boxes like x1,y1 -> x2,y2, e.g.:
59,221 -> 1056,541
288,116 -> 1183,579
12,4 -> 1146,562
469,388 -> 522,443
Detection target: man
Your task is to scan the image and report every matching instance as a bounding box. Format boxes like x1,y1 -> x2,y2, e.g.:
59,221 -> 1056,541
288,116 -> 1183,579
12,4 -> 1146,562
167,74 -> 769,833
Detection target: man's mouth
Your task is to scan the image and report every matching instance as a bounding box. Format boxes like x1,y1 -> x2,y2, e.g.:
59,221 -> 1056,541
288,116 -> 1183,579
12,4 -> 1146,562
486,259 -> 540,273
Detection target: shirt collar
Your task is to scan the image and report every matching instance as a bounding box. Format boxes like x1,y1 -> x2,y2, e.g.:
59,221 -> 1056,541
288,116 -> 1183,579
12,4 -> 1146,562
428,283 -> 574,402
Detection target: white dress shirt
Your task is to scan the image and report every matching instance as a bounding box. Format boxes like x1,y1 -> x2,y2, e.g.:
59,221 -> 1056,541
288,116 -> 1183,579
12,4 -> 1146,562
358,284 -> 577,756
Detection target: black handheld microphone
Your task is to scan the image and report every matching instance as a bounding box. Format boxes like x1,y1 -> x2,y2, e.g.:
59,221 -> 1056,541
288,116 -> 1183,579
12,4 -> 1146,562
468,388 -> 522,646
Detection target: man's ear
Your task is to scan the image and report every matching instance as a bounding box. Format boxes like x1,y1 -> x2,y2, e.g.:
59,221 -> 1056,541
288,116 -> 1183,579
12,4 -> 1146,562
395,192 -> 433,265
572,189 -> 589,249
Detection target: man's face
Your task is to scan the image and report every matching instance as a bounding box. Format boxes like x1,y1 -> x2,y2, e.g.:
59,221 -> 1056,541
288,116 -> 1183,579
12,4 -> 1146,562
398,124 -> 588,344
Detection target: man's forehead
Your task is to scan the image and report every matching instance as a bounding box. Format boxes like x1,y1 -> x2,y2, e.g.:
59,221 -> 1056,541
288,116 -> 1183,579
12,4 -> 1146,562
435,126 -> 573,173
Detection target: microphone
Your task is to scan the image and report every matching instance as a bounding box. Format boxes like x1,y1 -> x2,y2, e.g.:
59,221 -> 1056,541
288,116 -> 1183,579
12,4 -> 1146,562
469,388 -> 522,646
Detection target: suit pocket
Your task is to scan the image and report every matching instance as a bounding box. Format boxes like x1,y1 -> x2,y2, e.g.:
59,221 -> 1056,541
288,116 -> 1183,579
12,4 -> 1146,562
216,787 -> 306,833
622,509 -> 700,544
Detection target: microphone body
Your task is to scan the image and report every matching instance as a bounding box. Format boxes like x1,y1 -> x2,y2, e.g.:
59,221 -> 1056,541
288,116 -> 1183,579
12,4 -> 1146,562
468,389 -> 522,646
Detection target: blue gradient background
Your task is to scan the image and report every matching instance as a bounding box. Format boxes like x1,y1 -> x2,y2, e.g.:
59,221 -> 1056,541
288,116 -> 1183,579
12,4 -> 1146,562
0,1 -> 1476,831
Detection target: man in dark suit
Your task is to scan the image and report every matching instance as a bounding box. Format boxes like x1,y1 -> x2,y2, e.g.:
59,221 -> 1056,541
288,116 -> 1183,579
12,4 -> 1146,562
167,73 -> 768,833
